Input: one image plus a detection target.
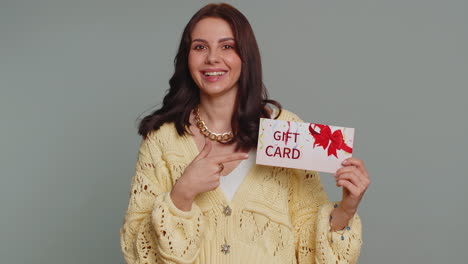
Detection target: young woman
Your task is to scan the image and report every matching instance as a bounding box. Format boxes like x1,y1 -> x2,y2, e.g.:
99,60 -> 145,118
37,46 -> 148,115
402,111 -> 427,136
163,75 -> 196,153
120,3 -> 370,264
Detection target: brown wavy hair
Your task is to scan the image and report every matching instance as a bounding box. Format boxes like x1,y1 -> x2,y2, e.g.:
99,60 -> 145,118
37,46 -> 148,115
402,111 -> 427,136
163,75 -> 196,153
138,3 -> 282,151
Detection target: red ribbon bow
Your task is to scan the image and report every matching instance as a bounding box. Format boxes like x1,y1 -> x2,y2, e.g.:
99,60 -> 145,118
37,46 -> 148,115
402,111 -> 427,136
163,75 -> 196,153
308,124 -> 353,158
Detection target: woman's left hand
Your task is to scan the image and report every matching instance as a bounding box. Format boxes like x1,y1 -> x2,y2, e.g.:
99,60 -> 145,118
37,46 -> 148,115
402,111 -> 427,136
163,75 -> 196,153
334,157 -> 370,217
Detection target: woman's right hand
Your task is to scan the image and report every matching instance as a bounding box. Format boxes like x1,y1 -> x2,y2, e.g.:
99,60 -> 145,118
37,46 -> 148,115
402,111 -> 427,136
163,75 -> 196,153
170,138 -> 249,211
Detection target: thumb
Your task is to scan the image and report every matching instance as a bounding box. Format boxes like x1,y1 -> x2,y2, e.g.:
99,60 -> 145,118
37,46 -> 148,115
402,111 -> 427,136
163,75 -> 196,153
195,137 -> 212,161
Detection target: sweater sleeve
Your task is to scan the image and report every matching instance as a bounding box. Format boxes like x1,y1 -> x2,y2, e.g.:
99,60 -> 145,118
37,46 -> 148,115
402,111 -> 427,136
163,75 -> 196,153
120,136 -> 205,264
289,169 -> 362,264
286,111 -> 362,264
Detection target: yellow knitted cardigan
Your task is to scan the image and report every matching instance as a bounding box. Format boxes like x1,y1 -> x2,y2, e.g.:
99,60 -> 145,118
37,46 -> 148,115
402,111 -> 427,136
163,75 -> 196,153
120,109 -> 362,264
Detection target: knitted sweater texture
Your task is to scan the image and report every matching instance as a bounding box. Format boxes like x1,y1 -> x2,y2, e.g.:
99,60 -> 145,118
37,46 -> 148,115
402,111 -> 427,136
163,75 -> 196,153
120,109 -> 362,264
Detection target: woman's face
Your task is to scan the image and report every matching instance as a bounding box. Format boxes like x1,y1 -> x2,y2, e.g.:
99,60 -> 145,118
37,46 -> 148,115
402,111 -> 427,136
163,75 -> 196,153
188,17 -> 242,98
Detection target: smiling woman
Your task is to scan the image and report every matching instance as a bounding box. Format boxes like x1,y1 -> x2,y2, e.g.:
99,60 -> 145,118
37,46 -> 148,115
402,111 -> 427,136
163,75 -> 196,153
120,2 -> 365,264
188,17 -> 242,99
136,2 -> 278,150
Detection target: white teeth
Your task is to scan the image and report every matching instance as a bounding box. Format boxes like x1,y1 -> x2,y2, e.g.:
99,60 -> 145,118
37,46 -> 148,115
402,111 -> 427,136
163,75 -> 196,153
204,71 -> 226,76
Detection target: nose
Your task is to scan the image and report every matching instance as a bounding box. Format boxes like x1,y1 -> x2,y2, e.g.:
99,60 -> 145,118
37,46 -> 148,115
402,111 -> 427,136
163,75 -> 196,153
205,49 -> 220,64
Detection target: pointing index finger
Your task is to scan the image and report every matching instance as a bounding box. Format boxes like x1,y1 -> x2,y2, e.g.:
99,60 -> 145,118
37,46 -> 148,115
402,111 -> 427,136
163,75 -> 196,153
212,153 -> 249,164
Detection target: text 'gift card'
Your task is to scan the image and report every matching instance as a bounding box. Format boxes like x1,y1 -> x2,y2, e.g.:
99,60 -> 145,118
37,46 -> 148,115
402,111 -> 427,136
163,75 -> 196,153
256,118 -> 355,173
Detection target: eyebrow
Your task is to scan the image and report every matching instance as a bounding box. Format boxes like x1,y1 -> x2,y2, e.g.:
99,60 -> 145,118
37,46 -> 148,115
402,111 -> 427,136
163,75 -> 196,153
192,37 -> 235,43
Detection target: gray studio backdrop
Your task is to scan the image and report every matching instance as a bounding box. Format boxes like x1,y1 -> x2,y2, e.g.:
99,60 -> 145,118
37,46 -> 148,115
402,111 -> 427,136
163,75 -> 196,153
1,0 -> 467,263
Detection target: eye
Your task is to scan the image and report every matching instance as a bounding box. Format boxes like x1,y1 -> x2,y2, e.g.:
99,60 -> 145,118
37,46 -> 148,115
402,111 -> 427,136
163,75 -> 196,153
222,44 -> 235,49
193,44 -> 206,50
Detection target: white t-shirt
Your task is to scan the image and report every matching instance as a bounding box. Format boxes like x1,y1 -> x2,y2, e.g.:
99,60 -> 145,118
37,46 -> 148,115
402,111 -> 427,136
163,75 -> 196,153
219,148 -> 256,202
219,108 -> 277,202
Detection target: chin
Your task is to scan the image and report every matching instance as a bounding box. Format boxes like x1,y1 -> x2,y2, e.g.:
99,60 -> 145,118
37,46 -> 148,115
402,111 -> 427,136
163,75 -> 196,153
203,88 -> 236,98
198,83 -> 236,96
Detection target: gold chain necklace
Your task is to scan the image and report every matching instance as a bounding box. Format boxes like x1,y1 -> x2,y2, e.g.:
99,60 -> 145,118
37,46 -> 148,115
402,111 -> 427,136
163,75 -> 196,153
194,104 -> 234,144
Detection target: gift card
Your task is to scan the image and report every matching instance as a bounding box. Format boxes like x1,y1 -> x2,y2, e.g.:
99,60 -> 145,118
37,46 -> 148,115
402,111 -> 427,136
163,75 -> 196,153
256,118 -> 354,173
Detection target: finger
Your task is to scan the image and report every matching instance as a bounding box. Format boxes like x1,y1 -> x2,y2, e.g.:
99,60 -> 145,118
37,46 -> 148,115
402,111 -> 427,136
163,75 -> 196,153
204,164 -> 223,176
337,179 -> 361,197
208,175 -> 221,189
335,166 -> 359,177
218,163 -> 225,175
342,158 -> 368,177
336,167 -> 368,186
194,138 -> 212,161
336,172 -> 364,190
211,152 -> 249,164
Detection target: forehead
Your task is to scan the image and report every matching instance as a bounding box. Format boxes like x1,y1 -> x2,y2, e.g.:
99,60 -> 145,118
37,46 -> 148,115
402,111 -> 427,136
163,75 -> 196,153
191,17 -> 234,40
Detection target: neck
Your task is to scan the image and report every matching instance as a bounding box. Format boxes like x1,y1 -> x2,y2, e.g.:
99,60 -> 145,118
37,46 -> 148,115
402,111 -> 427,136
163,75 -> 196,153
198,94 -> 236,132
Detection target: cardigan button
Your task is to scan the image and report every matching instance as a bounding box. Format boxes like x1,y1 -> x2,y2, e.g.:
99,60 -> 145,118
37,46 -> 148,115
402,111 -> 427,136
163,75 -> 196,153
223,206 -> 232,216
221,243 -> 230,254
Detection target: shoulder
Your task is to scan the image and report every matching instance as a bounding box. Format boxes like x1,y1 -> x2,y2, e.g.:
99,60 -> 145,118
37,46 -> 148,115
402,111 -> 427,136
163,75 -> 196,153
143,122 -> 185,152
146,122 -> 178,141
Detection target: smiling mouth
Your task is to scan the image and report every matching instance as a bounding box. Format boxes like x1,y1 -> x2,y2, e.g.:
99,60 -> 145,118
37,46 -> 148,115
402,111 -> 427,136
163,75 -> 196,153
203,71 -> 226,76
